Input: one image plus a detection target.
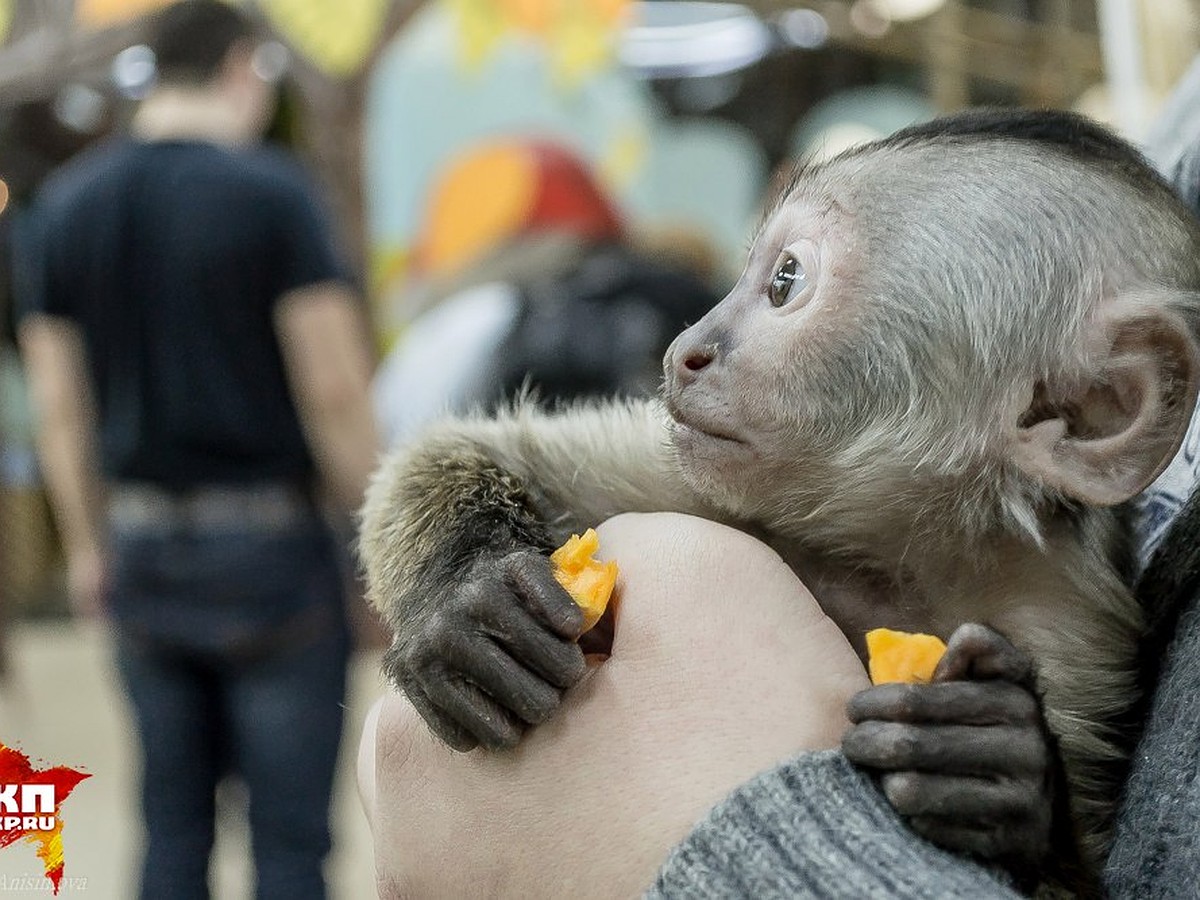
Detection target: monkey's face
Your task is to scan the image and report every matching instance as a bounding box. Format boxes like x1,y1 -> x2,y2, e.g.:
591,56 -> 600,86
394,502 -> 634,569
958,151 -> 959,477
662,194 -> 887,517
662,125 -> 1200,544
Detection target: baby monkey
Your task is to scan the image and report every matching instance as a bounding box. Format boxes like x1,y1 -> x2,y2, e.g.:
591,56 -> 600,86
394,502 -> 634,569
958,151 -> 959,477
360,111 -> 1200,889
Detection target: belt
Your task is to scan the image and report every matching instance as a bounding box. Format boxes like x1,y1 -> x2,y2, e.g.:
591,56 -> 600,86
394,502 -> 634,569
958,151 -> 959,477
108,482 -> 315,533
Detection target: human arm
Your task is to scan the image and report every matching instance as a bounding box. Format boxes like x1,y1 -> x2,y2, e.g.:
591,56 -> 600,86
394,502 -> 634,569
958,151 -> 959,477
17,314 -> 107,615
274,281 -> 380,514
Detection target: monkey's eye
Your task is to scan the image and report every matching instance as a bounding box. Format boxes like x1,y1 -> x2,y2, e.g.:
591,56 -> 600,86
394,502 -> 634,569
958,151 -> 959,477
769,254 -> 807,307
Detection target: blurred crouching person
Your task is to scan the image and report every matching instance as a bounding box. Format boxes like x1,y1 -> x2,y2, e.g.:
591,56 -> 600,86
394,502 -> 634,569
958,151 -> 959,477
374,138 -> 720,446
13,2 -> 378,898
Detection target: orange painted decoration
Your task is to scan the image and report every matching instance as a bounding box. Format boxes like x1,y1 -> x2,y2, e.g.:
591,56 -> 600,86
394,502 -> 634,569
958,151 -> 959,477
415,139 -> 623,278
418,143 -> 538,278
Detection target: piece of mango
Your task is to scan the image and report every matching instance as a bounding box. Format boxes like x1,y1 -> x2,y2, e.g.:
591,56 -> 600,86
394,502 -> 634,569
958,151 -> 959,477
866,628 -> 948,685
551,528 -> 618,632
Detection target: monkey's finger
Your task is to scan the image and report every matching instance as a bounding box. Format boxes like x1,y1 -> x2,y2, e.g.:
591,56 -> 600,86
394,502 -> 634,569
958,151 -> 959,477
934,623 -> 1034,685
502,552 -> 586,639
424,676 -> 525,750
404,684 -> 480,753
455,636 -> 564,726
907,815 -> 1044,866
846,681 -> 1040,726
881,772 -> 1045,821
484,601 -> 588,689
842,721 -> 1048,775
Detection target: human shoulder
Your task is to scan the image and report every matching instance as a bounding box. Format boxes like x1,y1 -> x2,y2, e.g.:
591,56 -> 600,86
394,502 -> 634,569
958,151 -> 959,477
33,136 -> 137,215
236,144 -> 324,203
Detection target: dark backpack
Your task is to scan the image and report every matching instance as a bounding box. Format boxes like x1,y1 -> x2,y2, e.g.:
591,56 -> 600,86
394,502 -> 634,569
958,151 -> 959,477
484,243 -> 718,406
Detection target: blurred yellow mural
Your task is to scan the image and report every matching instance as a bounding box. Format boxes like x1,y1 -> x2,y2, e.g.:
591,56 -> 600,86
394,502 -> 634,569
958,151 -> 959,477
259,0 -> 391,77
71,0 -> 631,84
444,0 -> 631,85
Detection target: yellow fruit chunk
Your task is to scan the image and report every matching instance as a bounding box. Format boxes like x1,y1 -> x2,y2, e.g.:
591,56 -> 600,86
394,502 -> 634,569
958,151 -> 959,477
551,528 -> 618,632
866,628 -> 948,685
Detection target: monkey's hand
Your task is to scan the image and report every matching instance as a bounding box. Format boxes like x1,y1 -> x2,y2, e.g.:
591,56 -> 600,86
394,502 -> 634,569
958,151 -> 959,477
390,548 -> 589,753
841,623 -> 1063,885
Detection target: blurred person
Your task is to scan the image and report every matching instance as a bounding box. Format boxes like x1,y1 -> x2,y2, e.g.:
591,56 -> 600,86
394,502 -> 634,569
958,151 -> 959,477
373,138 -> 718,447
13,2 -> 378,898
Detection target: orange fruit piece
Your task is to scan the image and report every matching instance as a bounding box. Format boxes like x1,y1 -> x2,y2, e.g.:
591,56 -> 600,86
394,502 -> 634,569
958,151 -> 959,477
866,628 -> 948,685
551,528 -> 618,632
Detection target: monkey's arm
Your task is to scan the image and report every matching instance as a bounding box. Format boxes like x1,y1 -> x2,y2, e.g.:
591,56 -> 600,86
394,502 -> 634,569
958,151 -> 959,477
359,398 -> 716,750
842,624 -> 1091,893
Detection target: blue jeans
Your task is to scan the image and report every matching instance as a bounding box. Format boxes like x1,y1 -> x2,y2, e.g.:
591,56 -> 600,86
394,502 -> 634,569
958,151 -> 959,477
109,516 -> 350,900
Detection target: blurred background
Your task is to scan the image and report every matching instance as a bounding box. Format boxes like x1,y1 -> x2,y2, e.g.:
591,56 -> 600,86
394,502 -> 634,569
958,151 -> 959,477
0,1 -> 1197,897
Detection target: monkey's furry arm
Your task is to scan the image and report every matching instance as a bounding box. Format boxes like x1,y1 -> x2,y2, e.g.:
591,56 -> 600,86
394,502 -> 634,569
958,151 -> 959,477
359,398 -> 715,750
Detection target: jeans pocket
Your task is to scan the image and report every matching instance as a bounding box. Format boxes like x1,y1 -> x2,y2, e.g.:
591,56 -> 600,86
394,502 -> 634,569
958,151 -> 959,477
109,520 -> 345,656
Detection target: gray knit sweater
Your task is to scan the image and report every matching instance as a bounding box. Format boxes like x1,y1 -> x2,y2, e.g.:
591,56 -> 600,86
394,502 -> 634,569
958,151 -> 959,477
649,751 -> 1021,899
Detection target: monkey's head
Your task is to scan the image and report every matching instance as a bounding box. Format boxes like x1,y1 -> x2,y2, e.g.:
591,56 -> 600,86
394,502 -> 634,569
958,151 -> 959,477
664,110 -> 1200,557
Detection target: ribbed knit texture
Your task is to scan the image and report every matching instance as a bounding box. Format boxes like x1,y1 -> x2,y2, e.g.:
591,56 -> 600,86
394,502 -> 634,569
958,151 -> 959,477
1104,488 -> 1200,897
1103,589 -> 1200,897
648,750 -> 1021,899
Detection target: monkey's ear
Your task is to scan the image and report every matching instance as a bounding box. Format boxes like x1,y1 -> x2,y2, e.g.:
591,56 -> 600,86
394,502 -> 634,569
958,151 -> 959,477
1010,301 -> 1200,507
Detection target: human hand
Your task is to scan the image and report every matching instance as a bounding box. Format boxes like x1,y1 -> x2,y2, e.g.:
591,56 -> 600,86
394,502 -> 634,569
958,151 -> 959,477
360,512 -> 870,899
389,548 -> 588,751
842,623 -> 1056,881
66,545 -> 109,618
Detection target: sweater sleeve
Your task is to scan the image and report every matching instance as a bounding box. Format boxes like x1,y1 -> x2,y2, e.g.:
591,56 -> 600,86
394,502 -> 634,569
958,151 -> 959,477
648,750 -> 1023,900
1104,586 -> 1200,897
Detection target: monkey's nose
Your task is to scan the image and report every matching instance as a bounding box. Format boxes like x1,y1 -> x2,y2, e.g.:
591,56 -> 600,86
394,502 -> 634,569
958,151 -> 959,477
683,343 -> 718,373
666,335 -> 721,388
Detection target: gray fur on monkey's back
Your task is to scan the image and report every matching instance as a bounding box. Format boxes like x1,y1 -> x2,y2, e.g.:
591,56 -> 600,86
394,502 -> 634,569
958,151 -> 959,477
359,112 -> 1200,866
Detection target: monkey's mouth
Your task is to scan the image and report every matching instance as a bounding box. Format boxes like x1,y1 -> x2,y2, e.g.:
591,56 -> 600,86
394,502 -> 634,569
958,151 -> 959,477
665,398 -> 744,444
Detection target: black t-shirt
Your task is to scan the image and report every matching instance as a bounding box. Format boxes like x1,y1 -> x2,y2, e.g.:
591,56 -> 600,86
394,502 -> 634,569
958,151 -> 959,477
14,138 -> 349,489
